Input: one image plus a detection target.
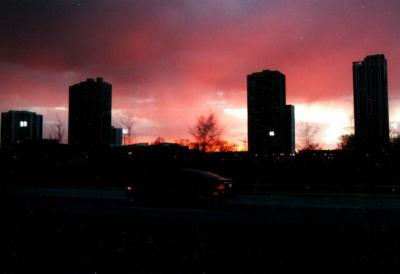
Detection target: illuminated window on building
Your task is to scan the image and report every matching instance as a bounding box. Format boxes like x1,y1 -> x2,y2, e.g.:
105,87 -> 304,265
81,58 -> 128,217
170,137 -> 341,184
19,121 -> 28,127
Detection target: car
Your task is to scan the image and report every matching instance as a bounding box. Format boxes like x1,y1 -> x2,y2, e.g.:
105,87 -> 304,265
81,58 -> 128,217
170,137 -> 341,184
126,168 -> 234,206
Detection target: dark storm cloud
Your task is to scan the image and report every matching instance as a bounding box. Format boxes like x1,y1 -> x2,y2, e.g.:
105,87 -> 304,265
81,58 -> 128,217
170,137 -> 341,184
1,0 -> 399,92
0,0 -> 162,70
0,0 -> 399,96
0,0 -> 282,82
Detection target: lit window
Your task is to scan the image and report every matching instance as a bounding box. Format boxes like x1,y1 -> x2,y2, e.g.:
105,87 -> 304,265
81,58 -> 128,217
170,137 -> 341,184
269,130 -> 275,137
19,121 -> 28,127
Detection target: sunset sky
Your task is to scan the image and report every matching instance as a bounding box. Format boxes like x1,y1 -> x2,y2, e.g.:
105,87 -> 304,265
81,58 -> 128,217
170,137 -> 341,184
0,0 -> 399,149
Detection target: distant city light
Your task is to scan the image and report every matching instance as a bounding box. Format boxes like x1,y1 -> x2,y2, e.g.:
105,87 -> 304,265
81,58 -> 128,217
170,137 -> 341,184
269,130 -> 275,137
122,128 -> 128,134
19,121 -> 28,127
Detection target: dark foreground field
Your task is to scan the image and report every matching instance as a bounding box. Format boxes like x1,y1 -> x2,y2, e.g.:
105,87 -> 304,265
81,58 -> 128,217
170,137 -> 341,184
3,145 -> 400,273
4,215 -> 400,273
3,192 -> 400,274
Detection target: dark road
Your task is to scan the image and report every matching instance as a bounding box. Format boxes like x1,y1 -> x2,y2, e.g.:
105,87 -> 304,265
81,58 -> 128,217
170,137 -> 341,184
8,186 -> 400,225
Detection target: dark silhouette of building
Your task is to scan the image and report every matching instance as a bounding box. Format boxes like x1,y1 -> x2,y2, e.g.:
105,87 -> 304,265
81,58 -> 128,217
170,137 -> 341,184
247,70 -> 295,155
68,77 -> 112,145
284,105 -> 295,153
1,110 -> 43,146
353,54 -> 389,150
111,127 -> 123,146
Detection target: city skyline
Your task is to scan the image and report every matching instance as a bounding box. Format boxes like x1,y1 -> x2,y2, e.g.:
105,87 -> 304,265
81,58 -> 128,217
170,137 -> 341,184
0,53 -> 396,150
0,1 -> 399,148
0,52 -> 391,151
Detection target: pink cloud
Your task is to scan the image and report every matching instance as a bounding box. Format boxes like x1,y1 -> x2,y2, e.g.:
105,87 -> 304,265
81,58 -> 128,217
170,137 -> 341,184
0,0 -> 399,147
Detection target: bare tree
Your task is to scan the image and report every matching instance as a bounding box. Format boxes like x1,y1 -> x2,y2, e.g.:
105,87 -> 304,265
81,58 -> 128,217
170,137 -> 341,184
175,138 -> 191,147
345,114 -> 355,135
214,140 -> 238,152
390,123 -> 400,150
49,115 -> 65,143
189,113 -> 223,152
337,134 -> 356,150
174,138 -> 199,149
336,114 -> 356,150
297,122 -> 321,151
119,112 -> 135,145
238,139 -> 248,152
390,125 -> 399,141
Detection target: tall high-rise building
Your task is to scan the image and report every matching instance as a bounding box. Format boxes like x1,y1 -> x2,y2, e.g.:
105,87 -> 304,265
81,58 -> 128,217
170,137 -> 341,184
353,54 -> 389,150
68,77 -> 112,145
111,127 -> 123,146
247,70 -> 295,155
284,105 -> 295,153
1,110 -> 43,146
